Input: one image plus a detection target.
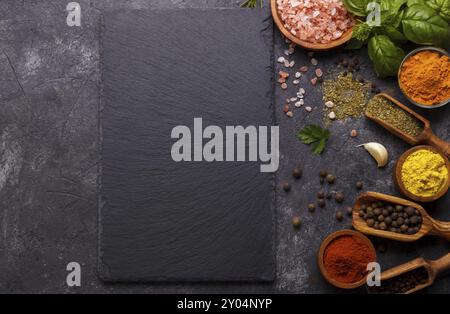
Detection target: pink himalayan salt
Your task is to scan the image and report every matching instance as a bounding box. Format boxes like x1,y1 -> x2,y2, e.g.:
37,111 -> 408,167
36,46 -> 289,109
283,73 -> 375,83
277,0 -> 355,44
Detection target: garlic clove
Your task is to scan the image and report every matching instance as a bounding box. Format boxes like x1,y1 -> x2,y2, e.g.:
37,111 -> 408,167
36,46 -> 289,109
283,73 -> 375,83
358,142 -> 389,168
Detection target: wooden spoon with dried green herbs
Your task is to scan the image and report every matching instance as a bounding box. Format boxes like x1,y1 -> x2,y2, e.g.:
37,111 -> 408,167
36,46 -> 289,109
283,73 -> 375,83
365,93 -> 450,158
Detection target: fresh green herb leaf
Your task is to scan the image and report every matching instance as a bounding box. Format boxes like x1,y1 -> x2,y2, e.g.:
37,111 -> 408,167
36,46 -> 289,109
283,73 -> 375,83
407,0 -> 424,6
390,9 -> 405,27
402,4 -> 450,45
352,22 -> 373,41
382,25 -> 407,43
368,35 -> 405,77
427,0 -> 450,22
297,125 -> 330,155
312,138 -> 328,155
380,0 -> 407,24
342,0 -> 371,16
240,0 -> 263,8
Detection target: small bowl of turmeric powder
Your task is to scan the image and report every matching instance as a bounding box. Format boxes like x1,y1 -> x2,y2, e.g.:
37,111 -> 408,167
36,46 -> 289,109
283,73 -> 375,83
398,47 -> 450,109
395,145 -> 450,202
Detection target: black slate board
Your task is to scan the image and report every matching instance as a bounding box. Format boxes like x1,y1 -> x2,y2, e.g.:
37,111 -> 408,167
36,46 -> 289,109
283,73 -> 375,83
99,9 -> 275,282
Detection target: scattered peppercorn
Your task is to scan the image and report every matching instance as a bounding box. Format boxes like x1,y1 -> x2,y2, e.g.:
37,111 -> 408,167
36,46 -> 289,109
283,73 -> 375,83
283,182 -> 291,192
335,192 -> 345,203
346,207 -> 353,216
336,211 -> 344,221
293,168 -> 302,179
326,174 -> 336,184
318,199 -> 326,208
308,203 -> 316,212
292,216 -> 302,229
319,170 -> 327,178
317,191 -> 325,199
356,181 -> 364,190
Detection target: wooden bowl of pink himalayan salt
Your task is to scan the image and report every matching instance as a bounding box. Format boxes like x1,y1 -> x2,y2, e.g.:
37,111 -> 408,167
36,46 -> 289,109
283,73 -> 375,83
271,0 -> 355,51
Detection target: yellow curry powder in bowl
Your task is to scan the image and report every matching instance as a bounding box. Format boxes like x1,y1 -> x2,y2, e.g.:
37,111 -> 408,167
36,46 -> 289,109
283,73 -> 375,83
401,149 -> 449,198
399,49 -> 450,108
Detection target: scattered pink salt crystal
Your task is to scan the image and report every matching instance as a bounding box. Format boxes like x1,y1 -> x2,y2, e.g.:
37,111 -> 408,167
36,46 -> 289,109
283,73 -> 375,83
315,68 -> 323,77
299,66 -> 309,72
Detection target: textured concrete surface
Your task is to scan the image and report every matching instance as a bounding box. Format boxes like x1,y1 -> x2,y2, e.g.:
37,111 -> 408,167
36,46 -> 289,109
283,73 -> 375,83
0,0 -> 449,293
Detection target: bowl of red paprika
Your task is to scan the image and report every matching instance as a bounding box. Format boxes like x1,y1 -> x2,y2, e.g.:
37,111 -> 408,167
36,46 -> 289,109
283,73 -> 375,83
318,229 -> 377,289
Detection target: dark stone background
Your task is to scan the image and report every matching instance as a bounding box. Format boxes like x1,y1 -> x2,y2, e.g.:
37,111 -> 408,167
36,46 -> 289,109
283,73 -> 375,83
0,0 -> 449,293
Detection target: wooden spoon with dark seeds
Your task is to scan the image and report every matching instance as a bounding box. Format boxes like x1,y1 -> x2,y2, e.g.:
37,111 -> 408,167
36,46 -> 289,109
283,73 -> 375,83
352,192 -> 450,242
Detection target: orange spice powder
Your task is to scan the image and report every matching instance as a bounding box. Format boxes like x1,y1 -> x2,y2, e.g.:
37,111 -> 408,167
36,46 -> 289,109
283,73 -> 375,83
399,50 -> 450,106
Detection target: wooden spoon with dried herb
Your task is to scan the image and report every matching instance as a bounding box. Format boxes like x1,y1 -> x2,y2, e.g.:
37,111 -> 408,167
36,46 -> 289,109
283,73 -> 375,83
365,93 -> 450,158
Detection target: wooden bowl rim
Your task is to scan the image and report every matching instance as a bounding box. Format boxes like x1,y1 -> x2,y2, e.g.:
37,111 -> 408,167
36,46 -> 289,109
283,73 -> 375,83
318,229 -> 377,289
270,0 -> 354,51
395,145 -> 450,203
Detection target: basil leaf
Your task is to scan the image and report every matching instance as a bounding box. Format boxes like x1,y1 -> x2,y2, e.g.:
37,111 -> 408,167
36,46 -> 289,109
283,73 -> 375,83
407,0 -> 424,6
391,9 -> 405,28
428,0 -> 450,22
402,4 -> 450,45
342,0 -> 371,16
383,25 -> 407,43
380,0 -> 407,24
368,35 -> 405,77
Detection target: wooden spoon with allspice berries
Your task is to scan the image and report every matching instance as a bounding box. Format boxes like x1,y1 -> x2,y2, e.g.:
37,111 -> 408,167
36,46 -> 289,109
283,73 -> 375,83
352,192 -> 450,242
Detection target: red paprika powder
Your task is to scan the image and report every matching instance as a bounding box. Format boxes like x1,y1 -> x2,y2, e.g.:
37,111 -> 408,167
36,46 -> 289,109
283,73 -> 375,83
323,235 -> 376,284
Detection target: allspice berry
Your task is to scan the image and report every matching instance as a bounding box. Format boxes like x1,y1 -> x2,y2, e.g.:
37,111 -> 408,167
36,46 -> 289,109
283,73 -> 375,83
283,182 -> 291,192
335,192 -> 345,203
293,168 -> 302,179
292,216 -> 302,229
326,174 -> 336,184
346,207 -> 353,216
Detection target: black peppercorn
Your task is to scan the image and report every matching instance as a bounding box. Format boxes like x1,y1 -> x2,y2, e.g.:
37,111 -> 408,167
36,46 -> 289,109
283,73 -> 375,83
292,168 -> 302,179
308,203 -> 316,212
336,211 -> 344,221
326,174 -> 336,184
319,170 -> 327,178
292,216 -> 302,229
283,182 -> 291,192
356,181 -> 364,190
335,192 -> 344,203
318,199 -> 326,208
317,191 -> 325,199
346,207 -> 353,216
